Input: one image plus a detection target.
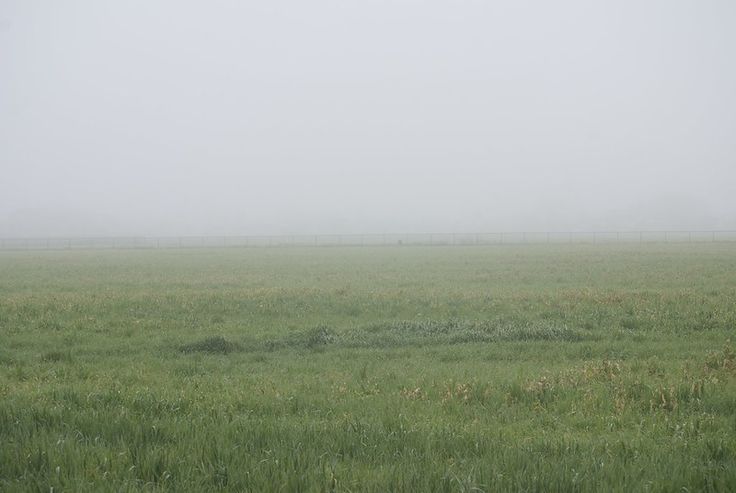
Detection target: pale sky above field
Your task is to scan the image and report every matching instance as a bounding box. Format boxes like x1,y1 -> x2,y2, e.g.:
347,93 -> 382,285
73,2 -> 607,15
1,1 -> 735,236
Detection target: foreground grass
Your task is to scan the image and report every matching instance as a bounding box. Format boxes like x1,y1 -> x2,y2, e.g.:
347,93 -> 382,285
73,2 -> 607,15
1,244 -> 735,491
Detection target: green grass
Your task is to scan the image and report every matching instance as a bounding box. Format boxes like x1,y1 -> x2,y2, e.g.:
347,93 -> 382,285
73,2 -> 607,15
1,243 -> 735,492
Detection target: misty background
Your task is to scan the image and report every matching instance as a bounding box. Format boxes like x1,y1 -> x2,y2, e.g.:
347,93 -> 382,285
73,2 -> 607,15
1,1 -> 735,237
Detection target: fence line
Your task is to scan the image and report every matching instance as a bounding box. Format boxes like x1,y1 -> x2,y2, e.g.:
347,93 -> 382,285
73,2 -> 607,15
1,231 -> 736,251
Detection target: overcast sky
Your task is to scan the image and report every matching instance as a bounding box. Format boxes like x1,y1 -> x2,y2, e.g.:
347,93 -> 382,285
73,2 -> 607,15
1,1 -> 735,236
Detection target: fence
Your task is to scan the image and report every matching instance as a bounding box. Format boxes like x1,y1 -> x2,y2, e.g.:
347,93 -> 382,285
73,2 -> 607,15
1,231 -> 736,251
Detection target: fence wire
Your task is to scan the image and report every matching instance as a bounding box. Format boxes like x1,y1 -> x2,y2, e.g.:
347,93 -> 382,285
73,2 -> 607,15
1,231 -> 735,250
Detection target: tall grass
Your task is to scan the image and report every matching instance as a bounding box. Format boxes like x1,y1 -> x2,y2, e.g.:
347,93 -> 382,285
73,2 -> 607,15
1,244 -> 735,491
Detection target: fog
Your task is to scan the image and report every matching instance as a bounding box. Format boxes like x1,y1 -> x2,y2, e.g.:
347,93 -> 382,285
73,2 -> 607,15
1,1 -> 735,237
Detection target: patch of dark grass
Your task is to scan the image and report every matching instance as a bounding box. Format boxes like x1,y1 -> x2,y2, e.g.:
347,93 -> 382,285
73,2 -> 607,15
180,336 -> 240,354
40,350 -> 73,363
36,319 -> 65,331
345,319 -> 587,347
0,350 -> 15,366
302,325 -> 336,348
263,325 -> 337,351
255,320 -> 587,352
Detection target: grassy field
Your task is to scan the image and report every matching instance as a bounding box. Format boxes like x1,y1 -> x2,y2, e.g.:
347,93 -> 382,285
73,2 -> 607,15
1,243 -> 735,492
